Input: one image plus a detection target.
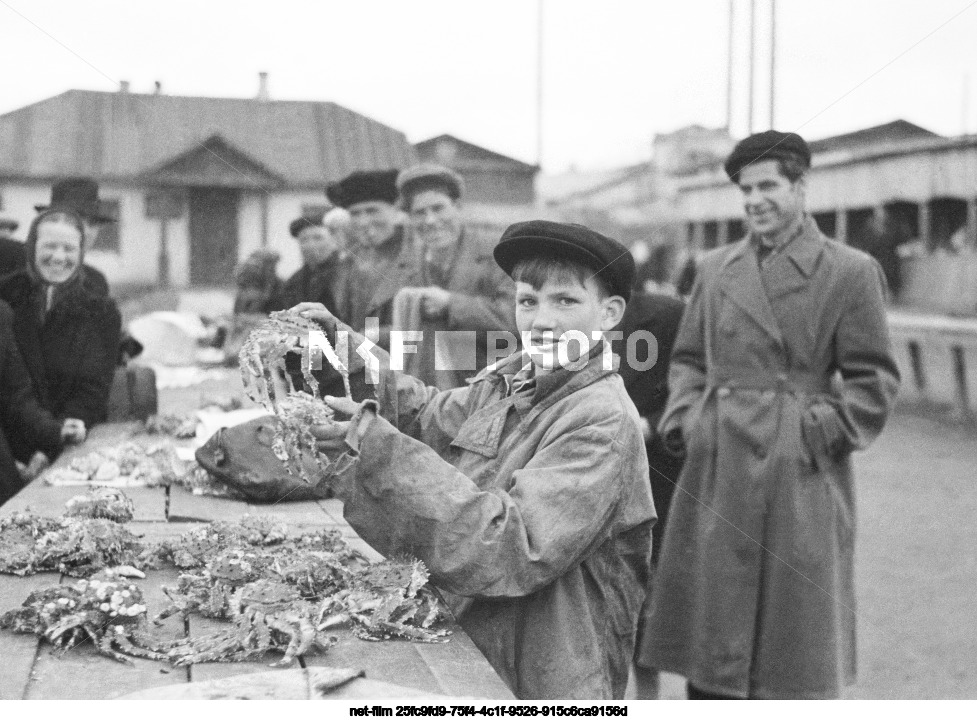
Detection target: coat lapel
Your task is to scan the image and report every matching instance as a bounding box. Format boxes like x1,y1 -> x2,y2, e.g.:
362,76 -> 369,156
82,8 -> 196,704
718,239 -> 784,346
762,218 -> 825,301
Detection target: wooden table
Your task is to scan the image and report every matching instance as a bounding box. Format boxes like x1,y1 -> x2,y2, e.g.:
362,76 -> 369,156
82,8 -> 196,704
0,423 -> 514,700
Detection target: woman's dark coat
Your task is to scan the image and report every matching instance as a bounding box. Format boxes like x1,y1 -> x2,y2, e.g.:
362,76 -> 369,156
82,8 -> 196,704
0,300 -> 63,505
0,270 -> 120,452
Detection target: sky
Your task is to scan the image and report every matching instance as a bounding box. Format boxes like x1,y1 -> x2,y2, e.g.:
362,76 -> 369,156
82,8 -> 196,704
2,0 -> 977,173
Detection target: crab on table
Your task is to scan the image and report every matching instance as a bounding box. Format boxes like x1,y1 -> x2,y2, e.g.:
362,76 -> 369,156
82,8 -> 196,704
238,310 -> 355,485
318,559 -> 451,643
162,579 -> 334,667
0,569 -> 170,664
0,513 -> 147,578
0,513 -> 63,576
64,487 -> 135,524
145,515 -> 289,569
154,548 -> 278,623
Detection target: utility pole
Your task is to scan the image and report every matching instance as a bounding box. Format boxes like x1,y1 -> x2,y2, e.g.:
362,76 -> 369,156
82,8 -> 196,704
537,0 -> 545,170
748,0 -> 756,135
726,0 -> 735,132
769,0 -> 777,129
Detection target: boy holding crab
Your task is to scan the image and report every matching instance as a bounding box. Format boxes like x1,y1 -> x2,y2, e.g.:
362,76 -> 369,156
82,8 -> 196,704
295,220 -> 656,700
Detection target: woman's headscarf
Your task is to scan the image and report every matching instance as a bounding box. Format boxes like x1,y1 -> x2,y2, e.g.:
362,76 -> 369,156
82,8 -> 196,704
24,209 -> 87,318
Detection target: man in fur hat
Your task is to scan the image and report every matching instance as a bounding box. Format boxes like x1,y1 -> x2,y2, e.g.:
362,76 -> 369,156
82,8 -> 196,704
326,169 -> 408,348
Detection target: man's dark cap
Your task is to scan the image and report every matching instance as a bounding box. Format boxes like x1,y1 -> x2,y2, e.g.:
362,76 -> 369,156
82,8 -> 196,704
289,214 -> 325,238
0,217 -> 18,231
724,130 -> 811,182
325,169 -> 399,209
34,177 -> 114,223
494,220 -> 635,301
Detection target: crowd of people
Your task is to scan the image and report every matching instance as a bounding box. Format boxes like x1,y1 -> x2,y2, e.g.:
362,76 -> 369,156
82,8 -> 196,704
0,131 -> 901,701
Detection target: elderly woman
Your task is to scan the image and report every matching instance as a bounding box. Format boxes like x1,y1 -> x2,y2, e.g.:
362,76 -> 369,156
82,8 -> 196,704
0,209 -> 120,461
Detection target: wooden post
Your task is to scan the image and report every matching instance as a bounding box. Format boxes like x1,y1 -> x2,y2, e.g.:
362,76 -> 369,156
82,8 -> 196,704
718,219 -> 730,246
836,208 -> 848,244
966,196 -> 977,250
158,218 -> 170,288
919,200 -> 932,251
260,192 -> 269,248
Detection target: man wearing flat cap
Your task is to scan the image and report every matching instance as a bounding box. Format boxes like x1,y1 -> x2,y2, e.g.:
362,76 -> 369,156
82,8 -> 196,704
385,163 -> 516,388
326,169 -> 408,346
259,213 -> 353,321
0,217 -> 24,276
644,130 -> 900,699
295,219 -> 655,699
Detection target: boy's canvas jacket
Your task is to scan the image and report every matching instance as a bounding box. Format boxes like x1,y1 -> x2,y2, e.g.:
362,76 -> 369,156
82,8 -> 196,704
322,326 -> 656,700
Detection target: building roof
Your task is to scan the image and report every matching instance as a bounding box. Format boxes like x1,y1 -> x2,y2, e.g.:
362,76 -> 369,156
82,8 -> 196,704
0,90 -> 417,187
808,119 -> 939,155
415,134 -> 538,173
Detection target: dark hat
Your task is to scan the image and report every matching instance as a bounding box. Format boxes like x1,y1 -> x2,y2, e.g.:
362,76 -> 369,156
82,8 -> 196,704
724,130 -> 811,182
289,214 -> 325,238
325,169 -> 399,209
0,217 -> 17,231
397,164 -> 465,206
34,177 -> 114,223
494,220 -> 635,301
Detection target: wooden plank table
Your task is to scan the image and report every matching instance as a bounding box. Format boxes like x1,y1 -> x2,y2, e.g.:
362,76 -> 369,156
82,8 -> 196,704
0,423 -> 514,700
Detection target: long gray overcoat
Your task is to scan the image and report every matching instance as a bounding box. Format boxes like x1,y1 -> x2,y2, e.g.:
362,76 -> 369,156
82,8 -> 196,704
647,217 -> 900,699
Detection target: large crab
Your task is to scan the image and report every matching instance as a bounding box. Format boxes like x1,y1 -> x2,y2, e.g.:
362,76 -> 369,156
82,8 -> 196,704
154,548 -> 278,623
0,512 -> 63,576
162,579 -> 334,667
145,516 -> 290,569
318,559 -> 450,643
142,412 -> 198,439
0,513 -> 147,578
0,569 -> 170,663
238,311 -> 354,485
63,487 -> 135,523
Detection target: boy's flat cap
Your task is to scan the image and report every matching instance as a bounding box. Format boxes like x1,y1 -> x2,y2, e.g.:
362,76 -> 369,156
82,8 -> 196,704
724,130 -> 811,181
397,164 -> 465,205
326,169 -> 399,208
494,220 -> 635,300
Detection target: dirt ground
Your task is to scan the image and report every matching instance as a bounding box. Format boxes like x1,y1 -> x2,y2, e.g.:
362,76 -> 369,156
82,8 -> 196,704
639,409 -> 977,700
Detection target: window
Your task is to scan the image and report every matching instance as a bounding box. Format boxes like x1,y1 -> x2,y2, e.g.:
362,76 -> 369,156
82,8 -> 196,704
91,199 -> 121,253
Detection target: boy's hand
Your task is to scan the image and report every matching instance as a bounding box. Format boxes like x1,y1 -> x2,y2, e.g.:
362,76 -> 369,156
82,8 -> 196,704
61,418 -> 87,444
310,396 -> 376,458
290,302 -> 338,327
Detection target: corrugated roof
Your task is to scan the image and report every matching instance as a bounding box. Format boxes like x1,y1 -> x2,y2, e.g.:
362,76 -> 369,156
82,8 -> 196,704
0,90 -> 417,187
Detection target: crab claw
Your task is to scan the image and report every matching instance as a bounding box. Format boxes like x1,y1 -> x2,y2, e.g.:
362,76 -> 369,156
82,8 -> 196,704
107,565 -> 146,579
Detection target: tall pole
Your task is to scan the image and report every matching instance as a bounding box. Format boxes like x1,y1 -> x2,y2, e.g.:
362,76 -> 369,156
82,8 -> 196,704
537,0 -> 544,170
769,0 -> 777,129
726,0 -> 735,132
748,0 -> 756,135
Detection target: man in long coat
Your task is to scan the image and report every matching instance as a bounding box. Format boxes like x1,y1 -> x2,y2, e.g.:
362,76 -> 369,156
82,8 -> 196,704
646,131 -> 900,699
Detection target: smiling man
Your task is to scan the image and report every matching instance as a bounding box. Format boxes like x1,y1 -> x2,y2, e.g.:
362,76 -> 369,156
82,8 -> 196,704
393,164 -> 516,386
644,130 -> 900,699
298,220 -> 655,699
326,169 -> 407,346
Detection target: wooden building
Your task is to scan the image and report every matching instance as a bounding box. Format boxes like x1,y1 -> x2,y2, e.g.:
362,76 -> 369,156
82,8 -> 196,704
0,86 -> 417,290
